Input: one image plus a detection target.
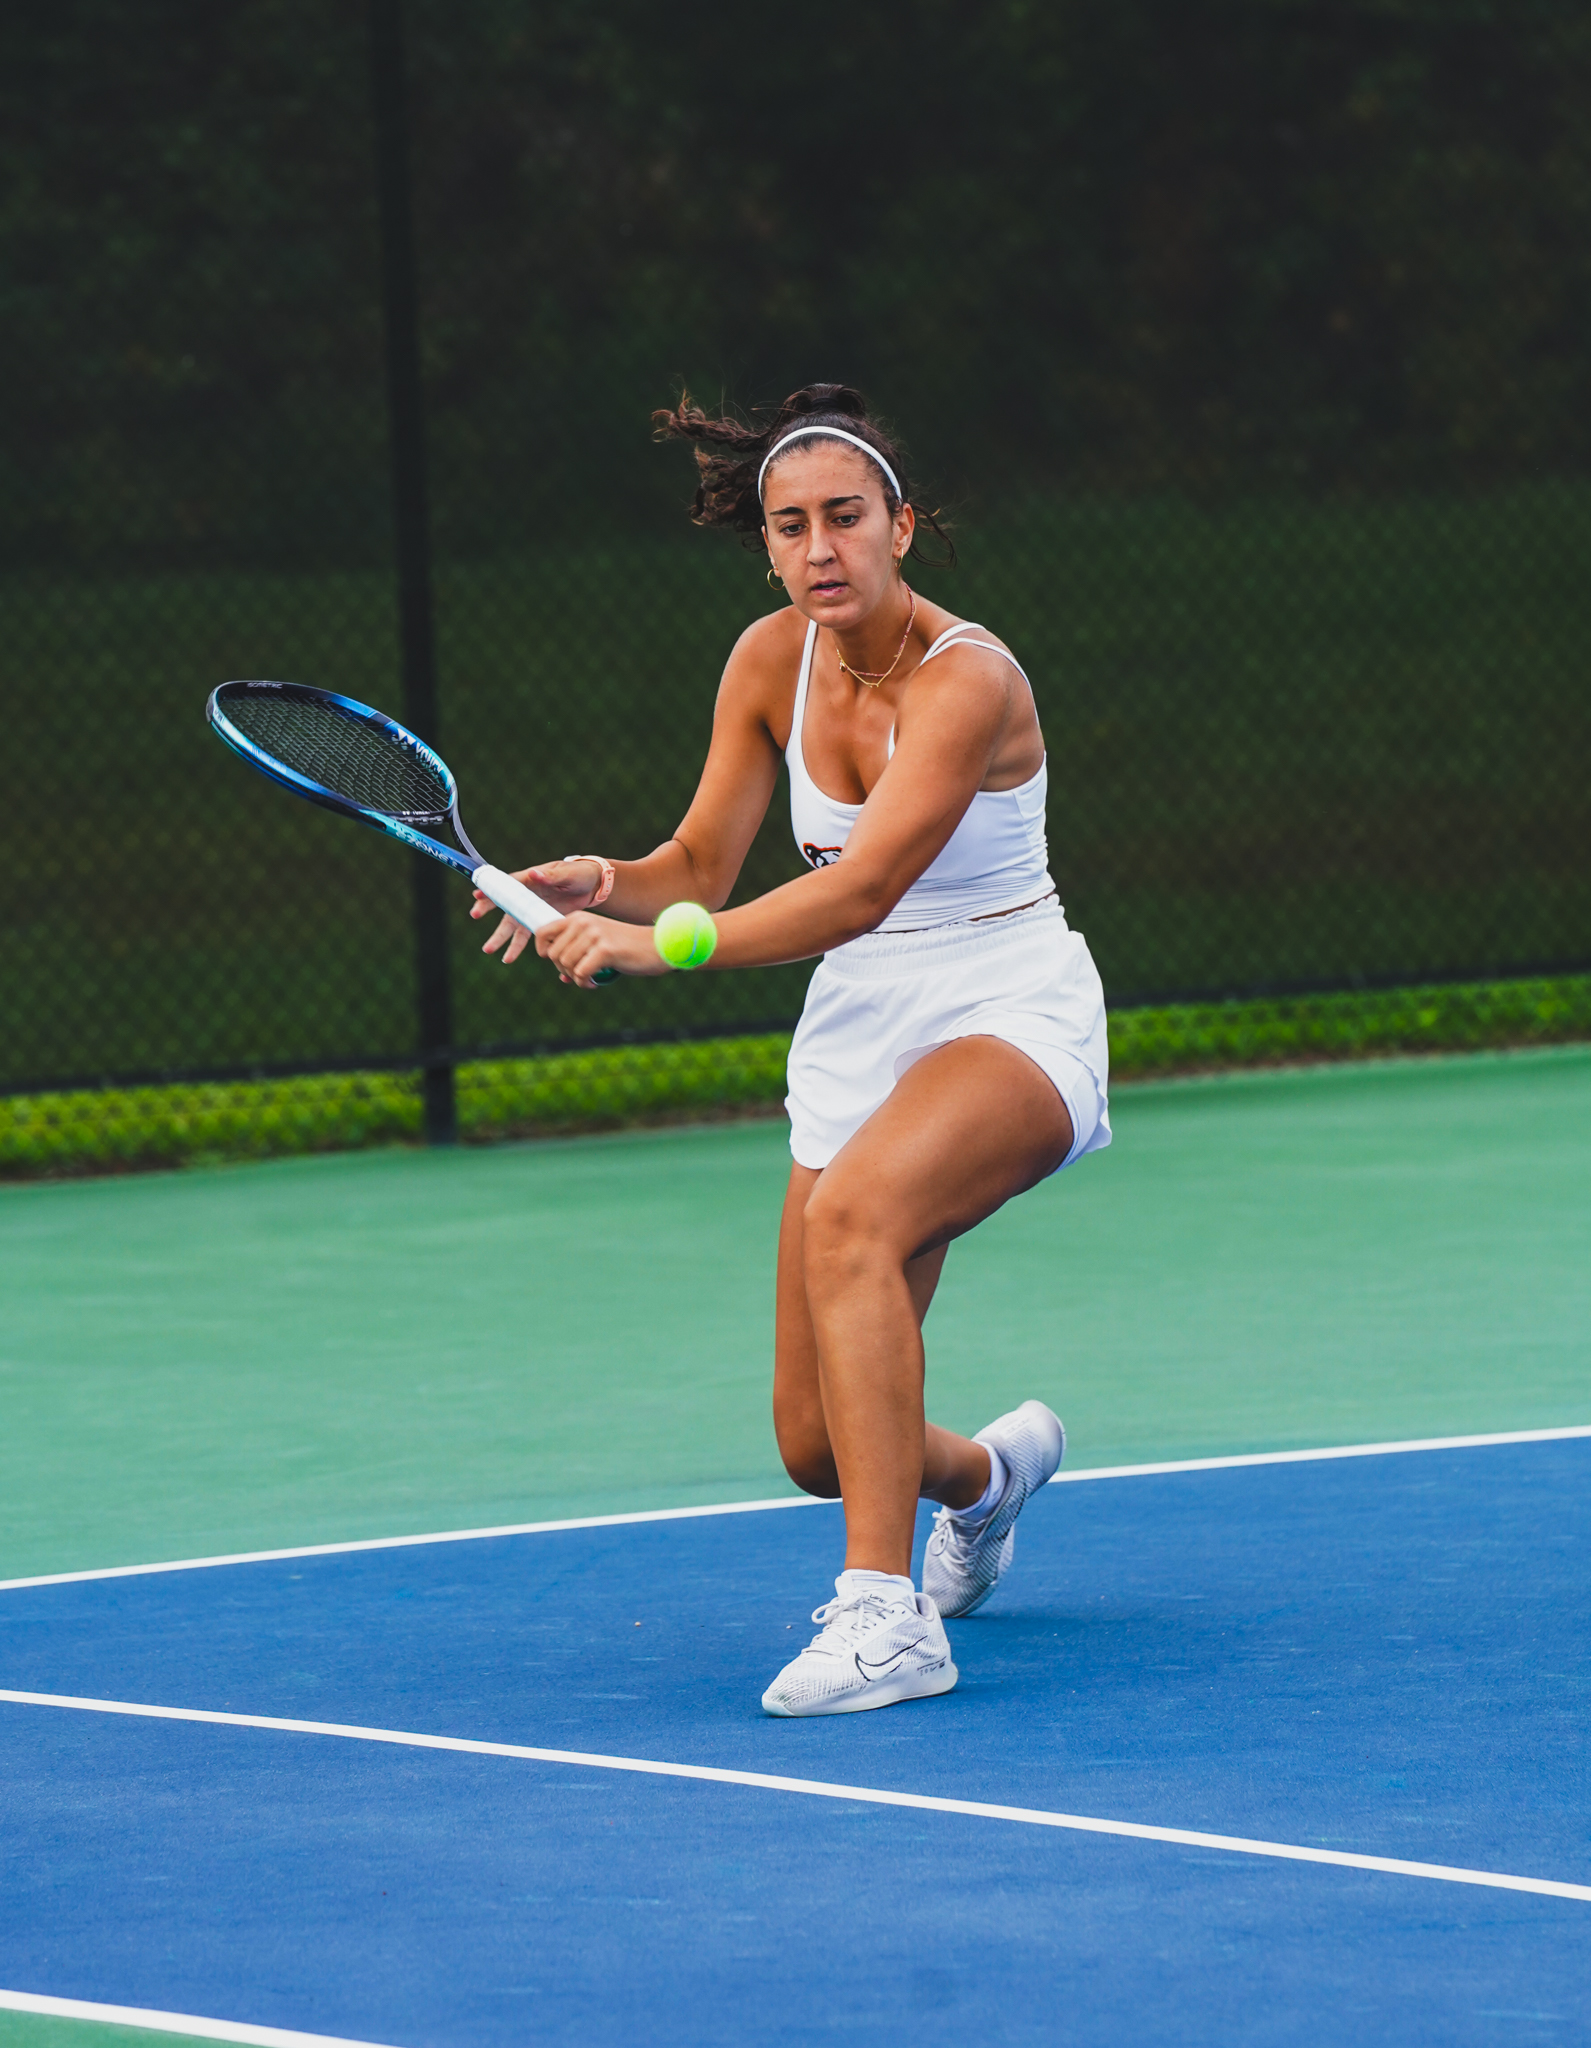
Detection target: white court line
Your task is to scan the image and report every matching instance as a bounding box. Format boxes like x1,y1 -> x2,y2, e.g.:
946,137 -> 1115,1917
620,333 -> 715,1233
0,1495 -> 827,1594
0,1990 -> 394,2048
4,1688 -> 1589,1906
2,1425 -> 1586,1595
1050,1424 -> 1591,1485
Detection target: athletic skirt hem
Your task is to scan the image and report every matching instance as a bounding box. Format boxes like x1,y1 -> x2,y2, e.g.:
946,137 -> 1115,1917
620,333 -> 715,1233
784,901 -> 1111,1174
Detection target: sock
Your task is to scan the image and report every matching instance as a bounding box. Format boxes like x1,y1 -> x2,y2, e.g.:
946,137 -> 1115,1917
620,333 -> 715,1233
956,1442 -> 1008,1523
837,1568 -> 916,1605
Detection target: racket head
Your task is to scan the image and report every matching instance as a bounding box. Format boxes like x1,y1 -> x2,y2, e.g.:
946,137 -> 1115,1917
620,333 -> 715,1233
208,680 -> 458,824
208,678 -> 615,981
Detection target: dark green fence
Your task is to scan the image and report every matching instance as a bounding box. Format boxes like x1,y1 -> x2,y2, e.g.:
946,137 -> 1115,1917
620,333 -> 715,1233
4,1 -> 1588,1112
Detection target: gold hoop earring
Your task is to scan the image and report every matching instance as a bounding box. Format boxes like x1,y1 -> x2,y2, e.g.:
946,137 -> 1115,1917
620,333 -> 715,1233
767,565 -> 783,589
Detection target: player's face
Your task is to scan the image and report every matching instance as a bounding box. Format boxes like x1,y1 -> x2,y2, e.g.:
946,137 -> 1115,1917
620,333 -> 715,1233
761,445 -> 915,630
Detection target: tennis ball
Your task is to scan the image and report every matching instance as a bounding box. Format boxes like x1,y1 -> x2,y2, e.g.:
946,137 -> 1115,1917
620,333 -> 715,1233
654,900 -> 718,970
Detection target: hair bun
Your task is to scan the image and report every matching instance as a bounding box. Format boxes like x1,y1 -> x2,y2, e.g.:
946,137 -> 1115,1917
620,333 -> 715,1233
785,383 -> 867,421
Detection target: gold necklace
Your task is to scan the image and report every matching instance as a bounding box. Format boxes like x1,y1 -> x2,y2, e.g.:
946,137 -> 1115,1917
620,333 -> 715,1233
836,585 -> 917,690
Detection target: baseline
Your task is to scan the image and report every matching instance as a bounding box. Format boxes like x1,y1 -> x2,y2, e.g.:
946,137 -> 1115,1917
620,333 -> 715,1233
1053,1423 -> 1591,1485
5,1689 -> 1587,1906
0,1990 -> 393,2048
0,1495 -> 827,1595
3,1426 -> 1586,1596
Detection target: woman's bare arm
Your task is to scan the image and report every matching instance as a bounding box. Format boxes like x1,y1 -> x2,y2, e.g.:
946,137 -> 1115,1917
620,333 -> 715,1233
536,643 -> 1024,984
475,612 -> 798,957
707,643 -> 1020,966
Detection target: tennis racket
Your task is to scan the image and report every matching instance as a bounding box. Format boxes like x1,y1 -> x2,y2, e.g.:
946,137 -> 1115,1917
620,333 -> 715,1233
206,680 -> 614,978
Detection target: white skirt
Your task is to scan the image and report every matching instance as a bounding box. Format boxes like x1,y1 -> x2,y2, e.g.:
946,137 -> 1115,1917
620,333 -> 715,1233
785,900 -> 1111,1172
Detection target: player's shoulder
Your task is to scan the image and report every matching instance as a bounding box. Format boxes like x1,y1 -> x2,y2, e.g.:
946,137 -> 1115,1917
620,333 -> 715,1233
730,605 -> 809,666
893,606 -> 1031,759
720,605 -> 807,706
918,603 -> 1020,669
909,606 -> 1024,701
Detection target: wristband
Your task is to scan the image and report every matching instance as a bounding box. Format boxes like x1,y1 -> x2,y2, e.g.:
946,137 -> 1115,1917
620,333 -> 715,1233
563,854 -> 616,906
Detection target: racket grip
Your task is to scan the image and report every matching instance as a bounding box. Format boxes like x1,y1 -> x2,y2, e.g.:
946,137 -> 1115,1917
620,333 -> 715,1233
471,863 -> 618,985
472,863 -> 562,933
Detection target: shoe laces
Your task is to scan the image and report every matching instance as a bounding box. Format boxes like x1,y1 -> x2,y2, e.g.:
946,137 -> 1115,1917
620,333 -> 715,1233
806,1592 -> 898,1651
928,1503 -> 979,1562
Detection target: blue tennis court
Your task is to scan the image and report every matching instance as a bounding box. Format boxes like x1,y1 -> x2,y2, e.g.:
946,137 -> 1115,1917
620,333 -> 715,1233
4,1432 -> 1588,2046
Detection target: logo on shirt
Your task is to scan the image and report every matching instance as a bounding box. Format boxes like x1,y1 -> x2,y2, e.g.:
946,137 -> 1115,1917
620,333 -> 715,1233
802,843 -> 843,869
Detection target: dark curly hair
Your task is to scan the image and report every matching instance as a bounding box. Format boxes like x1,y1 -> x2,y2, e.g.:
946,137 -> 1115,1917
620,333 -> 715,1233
651,382 -> 956,569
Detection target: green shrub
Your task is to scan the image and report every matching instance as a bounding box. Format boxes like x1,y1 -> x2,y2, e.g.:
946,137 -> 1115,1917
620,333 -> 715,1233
1109,975 -> 1591,1079
3,981 -> 1587,1180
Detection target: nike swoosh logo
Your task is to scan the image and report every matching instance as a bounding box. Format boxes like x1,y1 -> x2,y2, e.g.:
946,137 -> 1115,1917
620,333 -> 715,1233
856,1633 -> 934,1679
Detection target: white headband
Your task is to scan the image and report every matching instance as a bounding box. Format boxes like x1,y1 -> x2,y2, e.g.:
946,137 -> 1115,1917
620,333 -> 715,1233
757,424 -> 902,504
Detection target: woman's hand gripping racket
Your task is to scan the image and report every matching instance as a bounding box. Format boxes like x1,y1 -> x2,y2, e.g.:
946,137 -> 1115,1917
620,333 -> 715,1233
206,680 -> 615,982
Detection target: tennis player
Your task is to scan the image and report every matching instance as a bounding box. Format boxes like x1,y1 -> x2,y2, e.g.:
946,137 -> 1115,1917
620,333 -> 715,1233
474,384 -> 1110,1716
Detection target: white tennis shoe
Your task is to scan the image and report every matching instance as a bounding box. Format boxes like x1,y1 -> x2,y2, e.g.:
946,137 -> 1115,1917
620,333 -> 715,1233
761,1581 -> 958,1717
923,1399 -> 1065,1619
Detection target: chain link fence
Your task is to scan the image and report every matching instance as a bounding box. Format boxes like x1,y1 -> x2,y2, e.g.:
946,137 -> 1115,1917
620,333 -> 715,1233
3,1 -> 1589,1120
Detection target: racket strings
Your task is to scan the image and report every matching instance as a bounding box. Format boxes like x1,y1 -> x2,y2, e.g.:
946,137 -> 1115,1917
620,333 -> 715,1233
228,694 -> 451,820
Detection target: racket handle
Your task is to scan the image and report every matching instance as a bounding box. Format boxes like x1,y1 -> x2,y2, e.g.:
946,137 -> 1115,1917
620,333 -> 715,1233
471,863 -> 617,984
472,863 -> 563,933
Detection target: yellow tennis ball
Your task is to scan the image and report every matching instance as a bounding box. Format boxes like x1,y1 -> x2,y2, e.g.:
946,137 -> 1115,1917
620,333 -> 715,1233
654,901 -> 718,970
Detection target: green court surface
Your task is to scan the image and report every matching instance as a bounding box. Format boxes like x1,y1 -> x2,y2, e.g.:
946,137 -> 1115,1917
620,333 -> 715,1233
3,1045 -> 1587,1588
0,2024 -> 173,2048
0,2025 -> 176,2048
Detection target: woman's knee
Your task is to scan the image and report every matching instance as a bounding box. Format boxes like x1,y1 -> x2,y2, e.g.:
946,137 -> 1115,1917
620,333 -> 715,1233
773,1407 -> 841,1497
801,1172 -> 896,1291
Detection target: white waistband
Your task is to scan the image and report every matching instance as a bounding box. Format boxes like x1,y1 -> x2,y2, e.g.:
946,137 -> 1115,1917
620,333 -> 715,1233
821,897 -> 1067,980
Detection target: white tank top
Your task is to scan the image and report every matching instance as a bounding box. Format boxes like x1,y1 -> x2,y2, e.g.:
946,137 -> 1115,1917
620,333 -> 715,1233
785,618 -> 1055,933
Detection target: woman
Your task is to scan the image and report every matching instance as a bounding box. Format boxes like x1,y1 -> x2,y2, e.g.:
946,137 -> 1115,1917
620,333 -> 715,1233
474,384 -> 1110,1717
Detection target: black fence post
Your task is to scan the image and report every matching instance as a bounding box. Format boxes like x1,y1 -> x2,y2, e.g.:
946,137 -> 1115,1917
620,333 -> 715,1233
369,0 -> 455,1144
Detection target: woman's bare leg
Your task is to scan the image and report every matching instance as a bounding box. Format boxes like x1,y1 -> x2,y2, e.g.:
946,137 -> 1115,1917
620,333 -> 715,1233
774,1035 -> 1074,1577
774,1172 -> 970,1500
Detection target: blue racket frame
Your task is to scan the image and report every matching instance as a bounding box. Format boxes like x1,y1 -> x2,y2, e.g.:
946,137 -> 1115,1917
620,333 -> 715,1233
206,679 -> 617,982
206,680 -> 485,877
